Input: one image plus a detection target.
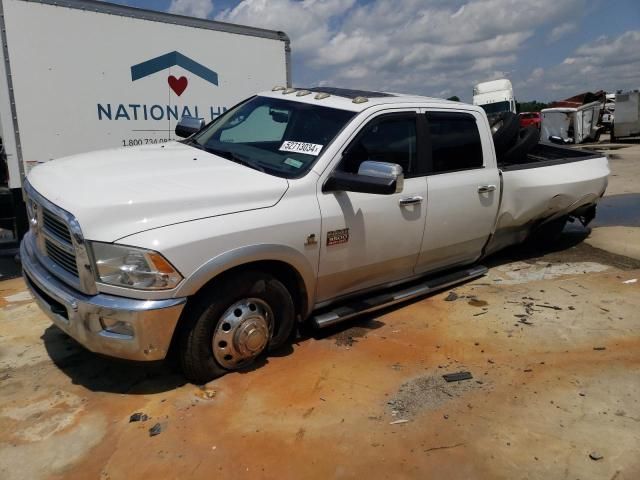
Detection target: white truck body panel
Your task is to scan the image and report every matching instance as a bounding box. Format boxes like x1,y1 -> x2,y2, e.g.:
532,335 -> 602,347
540,102 -> 602,144
0,0 -> 290,189
27,142 -> 290,241
614,91 -> 640,138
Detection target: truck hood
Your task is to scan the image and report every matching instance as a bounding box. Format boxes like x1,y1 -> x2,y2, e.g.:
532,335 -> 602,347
27,142 -> 289,241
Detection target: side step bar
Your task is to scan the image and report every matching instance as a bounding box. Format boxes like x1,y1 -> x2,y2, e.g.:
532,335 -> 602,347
312,265 -> 488,329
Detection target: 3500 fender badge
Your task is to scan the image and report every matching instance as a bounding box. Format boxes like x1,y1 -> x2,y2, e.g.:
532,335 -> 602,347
327,228 -> 349,246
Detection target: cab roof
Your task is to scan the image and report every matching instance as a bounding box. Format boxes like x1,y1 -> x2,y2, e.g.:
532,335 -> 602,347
257,86 -> 466,113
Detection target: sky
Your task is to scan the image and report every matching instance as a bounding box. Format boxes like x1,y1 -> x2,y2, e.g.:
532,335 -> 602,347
106,0 -> 639,102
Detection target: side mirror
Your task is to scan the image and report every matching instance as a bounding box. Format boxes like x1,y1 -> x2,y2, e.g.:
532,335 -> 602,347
175,116 -> 205,138
323,161 -> 404,195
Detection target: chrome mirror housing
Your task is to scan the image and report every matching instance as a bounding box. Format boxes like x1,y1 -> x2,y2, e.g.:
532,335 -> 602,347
175,115 -> 205,138
357,161 -> 404,193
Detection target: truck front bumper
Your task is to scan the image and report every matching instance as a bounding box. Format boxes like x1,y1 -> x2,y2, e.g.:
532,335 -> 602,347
21,238 -> 187,361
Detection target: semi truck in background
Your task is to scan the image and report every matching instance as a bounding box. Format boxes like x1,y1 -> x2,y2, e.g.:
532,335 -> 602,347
472,79 -> 516,116
0,0 -> 291,247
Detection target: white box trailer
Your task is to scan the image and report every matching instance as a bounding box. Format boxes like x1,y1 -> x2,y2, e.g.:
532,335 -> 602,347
0,0 -> 291,244
612,91 -> 640,140
540,101 -> 603,145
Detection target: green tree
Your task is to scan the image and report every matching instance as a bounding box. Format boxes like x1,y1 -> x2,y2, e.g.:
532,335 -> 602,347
516,100 -> 549,113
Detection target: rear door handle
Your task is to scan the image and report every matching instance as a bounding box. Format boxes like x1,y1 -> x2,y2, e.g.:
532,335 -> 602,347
399,195 -> 424,206
477,185 -> 496,193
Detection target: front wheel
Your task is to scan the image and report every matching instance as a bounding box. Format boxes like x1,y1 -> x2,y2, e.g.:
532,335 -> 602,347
179,271 -> 295,384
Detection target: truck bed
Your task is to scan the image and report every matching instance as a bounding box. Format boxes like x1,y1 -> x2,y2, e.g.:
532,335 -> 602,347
498,143 -> 603,171
486,143 -> 609,255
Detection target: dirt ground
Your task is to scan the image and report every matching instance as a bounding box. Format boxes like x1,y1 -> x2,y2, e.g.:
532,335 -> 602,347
1,141 -> 639,480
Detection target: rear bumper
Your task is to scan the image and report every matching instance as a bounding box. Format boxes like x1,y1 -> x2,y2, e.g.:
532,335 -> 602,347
21,235 -> 186,361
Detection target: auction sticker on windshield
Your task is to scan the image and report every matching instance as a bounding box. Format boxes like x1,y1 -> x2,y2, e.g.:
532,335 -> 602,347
279,141 -> 323,156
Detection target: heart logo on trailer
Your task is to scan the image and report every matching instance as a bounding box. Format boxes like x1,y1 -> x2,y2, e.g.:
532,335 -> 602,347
131,51 -> 218,96
168,76 -> 188,96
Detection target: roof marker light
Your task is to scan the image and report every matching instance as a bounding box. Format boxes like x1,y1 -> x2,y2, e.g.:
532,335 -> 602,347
353,96 -> 369,104
282,87 -> 297,95
296,90 -> 311,96
314,92 -> 331,100
272,85 -> 286,91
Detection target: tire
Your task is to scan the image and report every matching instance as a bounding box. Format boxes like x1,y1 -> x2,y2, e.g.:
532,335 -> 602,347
501,126 -> 540,165
491,112 -> 520,155
179,270 -> 295,384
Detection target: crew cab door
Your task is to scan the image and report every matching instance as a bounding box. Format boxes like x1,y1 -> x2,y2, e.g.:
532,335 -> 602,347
415,109 -> 500,273
315,111 -> 428,304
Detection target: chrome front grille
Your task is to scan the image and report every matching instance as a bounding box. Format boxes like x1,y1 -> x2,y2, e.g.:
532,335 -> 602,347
23,181 -> 98,295
42,209 -> 73,244
40,205 -> 79,278
45,237 -> 78,276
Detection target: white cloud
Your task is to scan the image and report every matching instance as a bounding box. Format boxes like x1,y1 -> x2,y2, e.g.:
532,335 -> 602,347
215,0 -> 637,101
168,0 -> 214,18
542,30 -> 640,97
548,22 -> 577,43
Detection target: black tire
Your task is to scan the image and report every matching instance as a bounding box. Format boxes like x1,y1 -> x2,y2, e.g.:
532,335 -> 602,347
501,126 -> 540,165
492,112 -> 520,155
179,270 -> 295,384
527,216 -> 568,248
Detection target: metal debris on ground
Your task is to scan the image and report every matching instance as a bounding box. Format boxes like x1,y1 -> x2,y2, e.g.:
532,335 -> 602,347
589,452 -> 604,461
148,423 -> 163,436
444,292 -> 459,301
389,419 -> 409,425
129,412 -> 148,423
442,371 -> 473,382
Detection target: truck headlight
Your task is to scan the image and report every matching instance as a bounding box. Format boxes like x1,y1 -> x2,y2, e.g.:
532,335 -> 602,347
90,242 -> 182,290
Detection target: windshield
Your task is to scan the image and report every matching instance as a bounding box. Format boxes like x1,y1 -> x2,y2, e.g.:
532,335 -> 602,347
480,101 -> 511,115
191,96 -> 355,178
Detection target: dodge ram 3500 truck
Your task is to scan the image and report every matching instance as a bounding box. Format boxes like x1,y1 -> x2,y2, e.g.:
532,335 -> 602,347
21,87 -> 609,383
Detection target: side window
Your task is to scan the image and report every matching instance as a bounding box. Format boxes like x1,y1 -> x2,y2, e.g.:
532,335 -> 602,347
219,105 -> 287,143
339,115 -> 417,176
427,112 -> 483,173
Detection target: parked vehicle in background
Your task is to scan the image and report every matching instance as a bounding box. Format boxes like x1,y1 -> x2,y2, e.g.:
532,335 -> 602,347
472,79 -> 516,116
519,112 -> 541,129
599,93 -> 616,132
611,91 -> 640,141
541,101 -> 603,144
0,0 -> 291,247
21,87 -> 609,383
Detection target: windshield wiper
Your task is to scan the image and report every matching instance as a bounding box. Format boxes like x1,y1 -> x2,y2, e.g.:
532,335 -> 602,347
203,146 -> 266,173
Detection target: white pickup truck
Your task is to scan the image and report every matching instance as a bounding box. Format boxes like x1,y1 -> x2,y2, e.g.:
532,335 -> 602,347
21,87 -> 609,383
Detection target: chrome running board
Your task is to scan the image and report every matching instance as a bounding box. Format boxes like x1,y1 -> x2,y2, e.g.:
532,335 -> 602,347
312,265 -> 487,329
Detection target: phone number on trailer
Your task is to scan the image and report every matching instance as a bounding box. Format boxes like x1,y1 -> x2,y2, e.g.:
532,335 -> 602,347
122,138 -> 171,147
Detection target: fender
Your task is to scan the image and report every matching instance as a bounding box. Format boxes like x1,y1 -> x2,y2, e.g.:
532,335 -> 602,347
174,243 -> 317,314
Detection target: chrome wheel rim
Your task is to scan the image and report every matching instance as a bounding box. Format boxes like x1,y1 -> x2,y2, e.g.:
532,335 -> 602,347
212,298 -> 273,369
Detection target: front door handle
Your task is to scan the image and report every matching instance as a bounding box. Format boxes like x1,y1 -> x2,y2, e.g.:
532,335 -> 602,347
399,195 -> 424,206
478,185 -> 496,193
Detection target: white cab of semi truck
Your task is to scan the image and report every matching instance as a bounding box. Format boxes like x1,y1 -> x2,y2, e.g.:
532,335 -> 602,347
0,0 -> 291,245
472,79 -> 516,116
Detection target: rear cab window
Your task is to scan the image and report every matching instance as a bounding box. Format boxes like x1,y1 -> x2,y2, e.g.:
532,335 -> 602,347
424,111 -> 484,174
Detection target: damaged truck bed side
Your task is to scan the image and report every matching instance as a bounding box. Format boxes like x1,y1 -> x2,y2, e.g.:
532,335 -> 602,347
21,87 -> 609,383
